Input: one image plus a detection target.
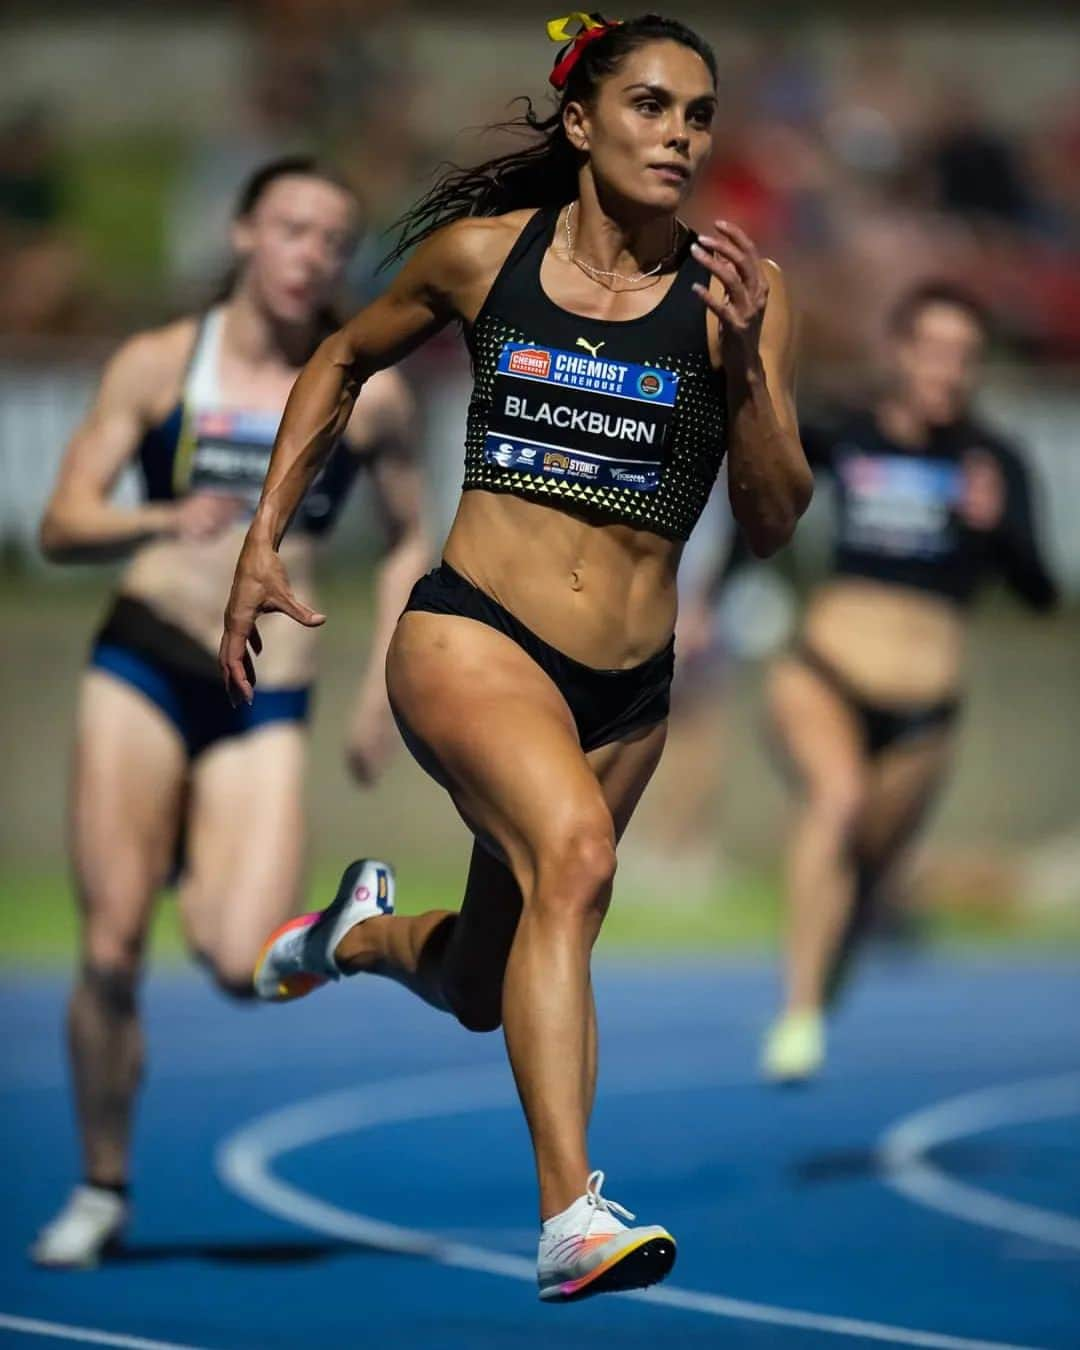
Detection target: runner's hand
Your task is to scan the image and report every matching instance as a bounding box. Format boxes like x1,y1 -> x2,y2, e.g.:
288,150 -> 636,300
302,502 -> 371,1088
959,451 -> 1005,532
175,492 -> 244,540
676,594 -> 714,664
690,220 -> 770,372
345,692 -> 399,786
219,535 -> 325,706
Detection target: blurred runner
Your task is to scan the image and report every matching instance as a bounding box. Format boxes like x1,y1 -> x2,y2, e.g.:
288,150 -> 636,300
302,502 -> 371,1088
31,157 -> 427,1266
762,281 -> 1059,1082
221,13 -> 811,1302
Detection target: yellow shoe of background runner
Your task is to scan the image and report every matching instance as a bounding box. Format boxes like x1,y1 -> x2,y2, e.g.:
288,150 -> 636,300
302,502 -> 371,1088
761,1010 -> 825,1083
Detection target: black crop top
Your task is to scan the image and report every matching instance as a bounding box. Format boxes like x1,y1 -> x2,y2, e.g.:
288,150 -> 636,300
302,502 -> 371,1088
461,206 -> 727,541
803,408 -> 1058,609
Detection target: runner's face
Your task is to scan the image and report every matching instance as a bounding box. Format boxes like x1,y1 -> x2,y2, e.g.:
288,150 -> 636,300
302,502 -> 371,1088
895,304 -> 986,427
233,176 -> 358,324
568,40 -> 716,211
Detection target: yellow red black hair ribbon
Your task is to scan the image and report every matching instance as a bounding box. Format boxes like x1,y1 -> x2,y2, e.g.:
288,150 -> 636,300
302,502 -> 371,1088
547,12 -> 622,90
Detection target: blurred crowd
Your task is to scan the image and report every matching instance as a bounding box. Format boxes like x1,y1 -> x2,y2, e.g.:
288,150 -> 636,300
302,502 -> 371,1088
695,39 -> 1080,385
1,5 -> 1078,387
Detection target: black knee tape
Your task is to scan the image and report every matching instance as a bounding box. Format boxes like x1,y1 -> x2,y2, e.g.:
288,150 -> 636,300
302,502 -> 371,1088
417,917 -> 499,1032
442,969 -> 503,1034
82,963 -> 138,1016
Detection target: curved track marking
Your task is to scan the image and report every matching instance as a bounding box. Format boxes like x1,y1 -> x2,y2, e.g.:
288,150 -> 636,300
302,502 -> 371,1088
217,1063 -> 1037,1350
0,1313 -> 207,1349
880,1071 -> 1080,1252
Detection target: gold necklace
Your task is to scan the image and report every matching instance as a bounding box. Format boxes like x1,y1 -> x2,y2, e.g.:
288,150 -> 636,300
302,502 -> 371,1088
564,201 -> 678,287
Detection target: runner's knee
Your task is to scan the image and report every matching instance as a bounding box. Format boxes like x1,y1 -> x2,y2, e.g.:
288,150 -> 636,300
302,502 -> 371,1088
79,883 -> 151,976
531,812 -> 617,920
79,961 -> 139,1016
805,771 -> 867,839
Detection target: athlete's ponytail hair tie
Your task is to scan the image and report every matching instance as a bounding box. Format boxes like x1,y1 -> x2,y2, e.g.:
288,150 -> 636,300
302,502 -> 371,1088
547,12 -> 622,90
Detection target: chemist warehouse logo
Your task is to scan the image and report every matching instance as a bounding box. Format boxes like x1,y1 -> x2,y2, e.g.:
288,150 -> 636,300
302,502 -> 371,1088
637,372 -> 663,398
508,348 -> 552,378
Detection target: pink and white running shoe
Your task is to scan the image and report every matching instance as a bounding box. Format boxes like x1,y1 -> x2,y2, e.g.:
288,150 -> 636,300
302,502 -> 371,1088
537,1170 -> 676,1302
253,859 -> 394,1002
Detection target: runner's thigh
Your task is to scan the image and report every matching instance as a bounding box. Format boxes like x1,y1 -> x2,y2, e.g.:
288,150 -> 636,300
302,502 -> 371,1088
73,671 -> 187,965
179,723 -> 307,981
388,612 -> 613,893
856,732 -> 954,870
767,657 -> 868,814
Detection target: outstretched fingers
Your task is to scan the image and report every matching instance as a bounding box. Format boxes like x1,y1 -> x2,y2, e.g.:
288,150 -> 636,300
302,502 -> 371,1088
264,588 -> 327,629
220,626 -> 257,707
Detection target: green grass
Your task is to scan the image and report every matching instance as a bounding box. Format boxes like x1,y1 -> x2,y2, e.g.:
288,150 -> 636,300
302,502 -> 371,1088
3,865 -> 1078,970
0,865 -> 778,967
3,571 -> 1078,966
929,905 -> 1080,952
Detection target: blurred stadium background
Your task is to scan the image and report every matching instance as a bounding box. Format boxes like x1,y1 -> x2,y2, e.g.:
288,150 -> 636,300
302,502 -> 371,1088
2,6 -> 1079,1350
1,0 -> 1078,964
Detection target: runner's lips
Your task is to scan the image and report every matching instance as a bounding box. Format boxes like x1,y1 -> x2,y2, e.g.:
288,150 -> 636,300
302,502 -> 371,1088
649,163 -> 690,183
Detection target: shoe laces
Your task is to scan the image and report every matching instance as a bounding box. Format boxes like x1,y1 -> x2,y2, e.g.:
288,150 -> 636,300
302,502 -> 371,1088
584,1170 -> 635,1224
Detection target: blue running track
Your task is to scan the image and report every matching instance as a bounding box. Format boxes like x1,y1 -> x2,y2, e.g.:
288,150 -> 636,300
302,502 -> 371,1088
3,957 -> 1078,1348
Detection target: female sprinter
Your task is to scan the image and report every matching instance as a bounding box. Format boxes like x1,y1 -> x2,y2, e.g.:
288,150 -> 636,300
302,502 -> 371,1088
761,282 -> 1058,1083
222,15 -> 812,1300
32,157 -> 427,1266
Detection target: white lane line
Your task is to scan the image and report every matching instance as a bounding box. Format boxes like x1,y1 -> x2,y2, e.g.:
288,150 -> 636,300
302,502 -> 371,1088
217,1063 -> 1038,1350
0,1313 -> 208,1350
880,1071 -> 1080,1253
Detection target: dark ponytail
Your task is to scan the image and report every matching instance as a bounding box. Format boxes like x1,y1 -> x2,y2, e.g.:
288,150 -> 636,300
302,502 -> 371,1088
211,154 -> 357,331
382,13 -> 717,268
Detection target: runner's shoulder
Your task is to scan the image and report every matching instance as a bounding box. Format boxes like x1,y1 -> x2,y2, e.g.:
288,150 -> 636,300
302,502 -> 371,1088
100,316 -> 199,412
415,210 -> 538,295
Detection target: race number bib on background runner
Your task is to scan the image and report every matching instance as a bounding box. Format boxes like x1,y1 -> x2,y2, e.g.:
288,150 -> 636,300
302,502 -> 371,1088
187,410 -> 280,511
484,342 -> 678,492
837,451 -> 963,558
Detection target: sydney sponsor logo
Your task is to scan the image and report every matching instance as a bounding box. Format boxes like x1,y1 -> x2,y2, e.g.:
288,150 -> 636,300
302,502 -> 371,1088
541,452 -> 599,480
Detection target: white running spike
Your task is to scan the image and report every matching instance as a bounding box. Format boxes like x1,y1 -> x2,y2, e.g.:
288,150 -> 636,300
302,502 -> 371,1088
31,1185 -> 127,1268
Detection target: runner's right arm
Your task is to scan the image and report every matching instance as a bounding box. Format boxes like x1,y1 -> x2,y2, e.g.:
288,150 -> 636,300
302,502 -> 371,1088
39,332 -> 238,562
220,220 -> 486,703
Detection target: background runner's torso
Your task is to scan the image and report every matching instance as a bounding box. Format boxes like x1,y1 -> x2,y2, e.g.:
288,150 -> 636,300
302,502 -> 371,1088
801,409 -> 1055,702
119,309 -> 369,686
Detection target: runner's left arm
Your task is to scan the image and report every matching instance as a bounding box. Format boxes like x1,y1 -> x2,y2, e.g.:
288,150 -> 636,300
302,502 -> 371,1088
692,223 -> 813,557
994,444 -> 1060,611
